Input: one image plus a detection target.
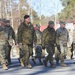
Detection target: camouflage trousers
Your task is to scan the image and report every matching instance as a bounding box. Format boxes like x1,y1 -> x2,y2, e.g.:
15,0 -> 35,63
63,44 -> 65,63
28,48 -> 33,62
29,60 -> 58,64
0,45 -> 6,64
44,44 -> 55,65
71,43 -> 75,58
20,44 -> 33,65
4,44 -> 11,63
55,41 -> 68,62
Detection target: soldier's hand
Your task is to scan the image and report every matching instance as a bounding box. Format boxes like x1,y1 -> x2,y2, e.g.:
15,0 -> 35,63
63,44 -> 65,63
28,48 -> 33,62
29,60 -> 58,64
9,42 -> 14,46
42,46 -> 45,49
19,43 -> 22,48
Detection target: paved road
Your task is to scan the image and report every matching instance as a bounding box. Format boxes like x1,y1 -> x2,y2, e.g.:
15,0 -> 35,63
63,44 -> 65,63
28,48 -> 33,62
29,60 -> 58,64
0,58 -> 75,75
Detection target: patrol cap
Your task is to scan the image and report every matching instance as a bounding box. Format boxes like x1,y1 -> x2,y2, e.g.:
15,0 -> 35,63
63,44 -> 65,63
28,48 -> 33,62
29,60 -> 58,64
5,20 -> 10,23
36,24 -> 40,28
2,19 -> 10,23
24,15 -> 30,19
2,19 -> 6,22
60,21 -> 66,25
48,21 -> 54,25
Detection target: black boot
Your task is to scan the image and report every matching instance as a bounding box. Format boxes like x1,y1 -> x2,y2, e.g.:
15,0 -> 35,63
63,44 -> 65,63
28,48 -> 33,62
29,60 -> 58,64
38,58 -> 43,65
51,64 -> 56,68
32,58 -> 36,64
50,61 -> 56,68
56,59 -> 59,65
43,60 -> 47,67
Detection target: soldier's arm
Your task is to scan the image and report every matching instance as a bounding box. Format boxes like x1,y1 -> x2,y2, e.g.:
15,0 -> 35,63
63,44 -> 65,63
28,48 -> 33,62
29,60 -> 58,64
10,27 -> 16,44
66,29 -> 70,42
41,29 -> 47,47
17,25 -> 23,44
56,29 -> 59,45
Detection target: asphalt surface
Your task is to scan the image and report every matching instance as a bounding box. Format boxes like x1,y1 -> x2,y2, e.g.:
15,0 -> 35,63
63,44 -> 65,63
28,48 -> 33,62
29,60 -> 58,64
0,58 -> 75,75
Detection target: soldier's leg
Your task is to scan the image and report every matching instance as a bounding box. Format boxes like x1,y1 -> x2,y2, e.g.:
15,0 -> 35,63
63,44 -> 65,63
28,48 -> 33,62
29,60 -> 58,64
7,45 -> 11,64
43,54 -> 49,67
28,46 -> 34,68
43,45 -> 50,67
49,45 -> 55,68
60,45 -> 67,67
43,45 -> 55,67
36,45 -> 43,64
70,43 -> 73,59
71,48 -> 73,59
31,47 -> 36,64
20,45 -> 30,67
64,46 -> 68,59
73,43 -> 75,56
55,48 -> 60,65
0,47 -> 8,70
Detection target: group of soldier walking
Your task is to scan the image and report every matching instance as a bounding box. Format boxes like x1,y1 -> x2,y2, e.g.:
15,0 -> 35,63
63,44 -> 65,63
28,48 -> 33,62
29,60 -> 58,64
0,14 -> 75,70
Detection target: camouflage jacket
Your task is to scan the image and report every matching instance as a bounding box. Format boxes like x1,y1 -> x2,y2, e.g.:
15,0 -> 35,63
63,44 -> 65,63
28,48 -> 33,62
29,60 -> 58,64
35,30 -> 42,45
17,22 -> 37,45
73,29 -> 75,43
42,26 -> 56,46
0,26 -> 8,46
56,27 -> 69,44
4,25 -> 15,41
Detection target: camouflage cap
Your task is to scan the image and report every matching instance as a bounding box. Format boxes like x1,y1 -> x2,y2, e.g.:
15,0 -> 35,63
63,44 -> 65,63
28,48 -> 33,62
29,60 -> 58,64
24,15 -> 30,19
48,21 -> 54,25
5,20 -> 10,23
2,19 -> 6,22
60,21 -> 66,25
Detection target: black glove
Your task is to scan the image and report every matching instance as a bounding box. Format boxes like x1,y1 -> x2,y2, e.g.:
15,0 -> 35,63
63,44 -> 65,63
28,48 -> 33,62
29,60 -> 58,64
42,46 -> 45,49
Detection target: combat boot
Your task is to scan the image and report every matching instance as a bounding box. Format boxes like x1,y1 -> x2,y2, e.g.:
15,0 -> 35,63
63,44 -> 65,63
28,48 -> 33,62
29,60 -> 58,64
56,59 -> 59,65
2,64 -> 8,70
38,58 -> 43,65
26,64 -> 32,69
43,60 -> 47,67
32,58 -> 36,64
61,63 -> 67,67
20,59 -> 24,67
51,64 -> 56,68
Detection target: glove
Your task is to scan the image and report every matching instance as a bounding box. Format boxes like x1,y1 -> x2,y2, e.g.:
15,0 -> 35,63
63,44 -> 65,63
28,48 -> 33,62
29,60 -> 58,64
42,46 -> 45,49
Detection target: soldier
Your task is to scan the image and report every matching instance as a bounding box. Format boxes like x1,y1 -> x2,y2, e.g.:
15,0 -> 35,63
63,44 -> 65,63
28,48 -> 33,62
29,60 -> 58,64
32,24 -> 43,65
17,15 -> 36,69
71,22 -> 75,59
4,20 -> 15,65
55,21 -> 69,67
42,21 -> 56,68
0,19 -> 8,70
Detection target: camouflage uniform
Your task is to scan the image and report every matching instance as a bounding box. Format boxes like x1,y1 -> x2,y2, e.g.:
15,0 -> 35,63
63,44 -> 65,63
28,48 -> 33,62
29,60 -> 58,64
42,26 -> 56,67
0,26 -> 8,64
71,29 -> 75,59
56,27 -> 69,65
17,22 -> 36,66
4,25 -> 15,64
32,29 -> 42,64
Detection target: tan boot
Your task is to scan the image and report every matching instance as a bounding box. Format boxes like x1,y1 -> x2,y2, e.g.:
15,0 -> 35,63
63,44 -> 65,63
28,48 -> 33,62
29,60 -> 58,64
2,64 -> 8,70
61,63 -> 67,67
20,59 -> 24,67
26,64 -> 32,69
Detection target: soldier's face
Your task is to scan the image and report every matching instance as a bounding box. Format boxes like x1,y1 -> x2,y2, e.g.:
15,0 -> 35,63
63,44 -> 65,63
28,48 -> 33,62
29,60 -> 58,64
36,27 -> 40,30
49,24 -> 54,28
24,17 -> 30,24
60,24 -> 65,28
6,23 -> 10,26
1,21 -> 5,26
